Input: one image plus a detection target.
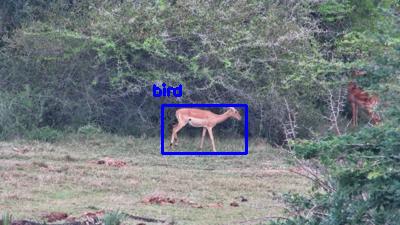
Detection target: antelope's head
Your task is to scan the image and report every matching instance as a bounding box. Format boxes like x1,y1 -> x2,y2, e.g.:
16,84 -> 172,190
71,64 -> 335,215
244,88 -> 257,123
227,107 -> 242,121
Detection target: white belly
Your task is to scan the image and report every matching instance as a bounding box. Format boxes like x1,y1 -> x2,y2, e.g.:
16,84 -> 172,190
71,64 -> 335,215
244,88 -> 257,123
188,117 -> 207,127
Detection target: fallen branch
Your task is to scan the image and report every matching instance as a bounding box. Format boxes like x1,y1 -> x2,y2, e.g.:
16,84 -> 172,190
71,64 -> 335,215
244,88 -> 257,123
122,212 -> 167,223
3,213 -> 168,225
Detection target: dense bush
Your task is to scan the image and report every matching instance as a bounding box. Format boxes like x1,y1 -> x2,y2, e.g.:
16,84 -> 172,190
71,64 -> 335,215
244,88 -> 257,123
269,1 -> 400,223
273,124 -> 400,225
0,90 -> 42,138
0,1 -> 397,140
0,0 -> 348,142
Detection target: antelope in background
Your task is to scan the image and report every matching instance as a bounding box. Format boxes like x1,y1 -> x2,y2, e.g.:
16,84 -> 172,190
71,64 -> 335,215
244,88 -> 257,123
348,70 -> 381,126
170,107 -> 242,152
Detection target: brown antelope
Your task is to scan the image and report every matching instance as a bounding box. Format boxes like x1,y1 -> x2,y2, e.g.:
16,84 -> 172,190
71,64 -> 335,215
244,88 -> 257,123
170,107 -> 242,151
348,81 -> 381,126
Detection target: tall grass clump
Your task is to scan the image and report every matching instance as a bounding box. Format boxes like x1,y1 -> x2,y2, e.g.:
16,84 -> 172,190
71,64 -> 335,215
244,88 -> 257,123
103,211 -> 125,225
2,212 -> 12,225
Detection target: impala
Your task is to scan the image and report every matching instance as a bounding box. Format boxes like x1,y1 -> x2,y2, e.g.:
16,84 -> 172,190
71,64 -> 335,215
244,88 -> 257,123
170,107 -> 242,152
348,81 -> 381,126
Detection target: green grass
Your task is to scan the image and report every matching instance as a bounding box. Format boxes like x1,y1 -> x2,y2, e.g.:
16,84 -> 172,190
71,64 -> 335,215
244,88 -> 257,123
0,134 -> 309,225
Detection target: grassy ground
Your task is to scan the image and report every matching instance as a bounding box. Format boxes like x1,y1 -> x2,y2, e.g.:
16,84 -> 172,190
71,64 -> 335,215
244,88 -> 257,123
0,134 -> 309,225
165,133 -> 245,152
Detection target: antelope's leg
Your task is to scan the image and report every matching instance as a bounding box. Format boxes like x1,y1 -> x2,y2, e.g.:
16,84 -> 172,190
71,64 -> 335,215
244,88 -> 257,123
173,128 -> 179,146
199,127 -> 206,149
207,127 -> 216,152
351,102 -> 357,127
170,124 -> 177,147
356,105 -> 359,126
170,122 -> 186,147
170,124 -> 178,147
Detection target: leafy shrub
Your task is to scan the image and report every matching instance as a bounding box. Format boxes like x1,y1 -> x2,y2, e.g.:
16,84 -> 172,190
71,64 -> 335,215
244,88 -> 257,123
77,124 -> 104,136
27,126 -> 63,142
103,211 -> 125,225
0,0 -> 329,143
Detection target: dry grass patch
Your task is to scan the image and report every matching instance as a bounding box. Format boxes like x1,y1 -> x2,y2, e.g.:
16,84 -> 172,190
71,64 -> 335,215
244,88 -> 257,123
0,136 -> 309,225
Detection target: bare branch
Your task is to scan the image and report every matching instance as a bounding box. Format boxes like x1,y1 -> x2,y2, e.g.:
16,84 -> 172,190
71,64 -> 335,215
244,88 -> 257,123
325,88 -> 346,135
282,98 -> 297,149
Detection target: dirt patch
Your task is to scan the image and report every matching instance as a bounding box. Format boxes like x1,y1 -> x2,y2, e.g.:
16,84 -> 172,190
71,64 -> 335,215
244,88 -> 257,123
142,194 -> 177,205
40,210 -> 105,223
141,193 -> 223,209
63,155 -> 78,162
206,202 -> 224,208
240,196 -> 248,202
230,202 -> 239,207
32,161 -> 49,169
12,146 -> 31,154
90,157 -> 127,167
41,212 -> 68,222
81,210 -> 105,219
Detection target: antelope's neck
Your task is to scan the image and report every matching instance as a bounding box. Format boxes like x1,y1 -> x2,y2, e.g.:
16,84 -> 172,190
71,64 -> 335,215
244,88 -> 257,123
214,111 -> 230,124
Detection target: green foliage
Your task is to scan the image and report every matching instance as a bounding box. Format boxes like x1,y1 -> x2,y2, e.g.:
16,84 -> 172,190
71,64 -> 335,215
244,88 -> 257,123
318,0 -> 353,22
0,0 -> 326,142
28,126 -> 63,142
142,37 -> 168,57
103,211 -> 125,225
317,0 -> 398,31
0,0 -> 398,144
275,124 -> 400,225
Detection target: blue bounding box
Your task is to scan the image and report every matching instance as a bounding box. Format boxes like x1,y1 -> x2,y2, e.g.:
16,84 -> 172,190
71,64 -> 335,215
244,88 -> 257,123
160,103 -> 249,156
